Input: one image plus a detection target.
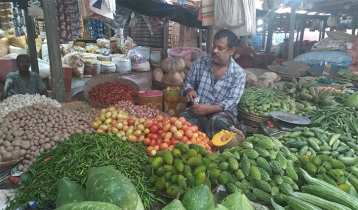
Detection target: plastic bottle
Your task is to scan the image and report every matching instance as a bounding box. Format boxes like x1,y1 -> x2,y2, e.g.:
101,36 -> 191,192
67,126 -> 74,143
237,120 -> 247,137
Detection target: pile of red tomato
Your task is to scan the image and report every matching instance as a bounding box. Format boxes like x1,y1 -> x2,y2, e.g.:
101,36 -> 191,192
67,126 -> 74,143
90,107 -> 216,156
143,115 -> 216,156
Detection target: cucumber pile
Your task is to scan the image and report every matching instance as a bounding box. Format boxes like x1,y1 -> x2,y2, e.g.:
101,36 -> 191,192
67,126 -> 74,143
238,88 -> 297,117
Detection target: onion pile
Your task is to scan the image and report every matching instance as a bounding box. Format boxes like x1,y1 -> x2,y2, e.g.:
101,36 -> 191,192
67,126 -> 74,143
0,103 -> 93,172
115,101 -> 160,119
0,94 -> 62,117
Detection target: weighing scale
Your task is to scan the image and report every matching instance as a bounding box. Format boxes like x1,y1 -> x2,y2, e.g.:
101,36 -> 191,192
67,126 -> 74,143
260,111 -> 311,137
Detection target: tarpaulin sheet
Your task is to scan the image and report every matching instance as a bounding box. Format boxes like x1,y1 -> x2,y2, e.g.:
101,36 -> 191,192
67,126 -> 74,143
116,0 -> 204,28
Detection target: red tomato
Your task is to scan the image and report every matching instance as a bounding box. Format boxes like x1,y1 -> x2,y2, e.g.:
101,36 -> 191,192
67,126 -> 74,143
191,126 -> 198,133
197,131 -> 203,137
171,139 -> 179,146
168,145 -> 175,150
144,119 -> 154,128
153,120 -> 158,125
156,115 -> 164,122
157,139 -> 163,145
181,124 -> 189,132
160,143 -> 169,151
158,130 -> 165,135
147,133 -> 153,139
153,145 -> 160,151
170,125 -> 178,134
163,124 -> 171,132
163,117 -> 170,122
158,122 -> 163,130
186,122 -> 192,127
190,137 -> 197,144
147,149 -> 156,157
160,132 -> 166,139
182,136 -> 188,143
185,129 -> 194,139
150,125 -> 159,134
147,146 -> 154,153
170,117 -> 178,124
193,133 -> 199,139
164,132 -> 173,140
151,134 -> 158,141
173,120 -> 182,129
178,130 -> 184,135
179,116 -> 187,124
150,140 -> 157,147
143,138 -> 151,146
164,138 -> 171,145
186,141 -> 193,145
208,141 -> 214,147
127,118 -> 135,126
174,131 -> 183,140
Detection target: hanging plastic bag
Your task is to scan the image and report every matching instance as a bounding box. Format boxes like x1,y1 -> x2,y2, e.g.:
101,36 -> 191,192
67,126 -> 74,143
142,15 -> 168,35
127,46 -> 146,65
214,0 -> 245,28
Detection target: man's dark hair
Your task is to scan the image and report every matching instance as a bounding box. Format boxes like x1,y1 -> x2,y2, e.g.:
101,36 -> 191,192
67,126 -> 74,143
16,54 -> 30,63
214,29 -> 240,49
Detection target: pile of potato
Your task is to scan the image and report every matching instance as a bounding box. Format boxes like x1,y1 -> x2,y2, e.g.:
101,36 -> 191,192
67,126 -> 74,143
0,103 -> 93,172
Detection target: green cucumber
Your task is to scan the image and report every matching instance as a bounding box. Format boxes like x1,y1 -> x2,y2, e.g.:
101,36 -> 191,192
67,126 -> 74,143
307,138 -> 320,152
290,192 -> 351,210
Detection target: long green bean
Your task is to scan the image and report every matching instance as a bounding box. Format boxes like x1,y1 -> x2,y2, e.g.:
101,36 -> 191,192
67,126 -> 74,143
6,133 -> 163,209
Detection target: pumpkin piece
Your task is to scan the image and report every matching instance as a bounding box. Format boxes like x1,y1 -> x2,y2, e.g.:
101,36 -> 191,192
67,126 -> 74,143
261,72 -> 278,81
184,59 -> 193,69
191,51 -> 206,61
167,72 -> 184,85
153,68 -> 164,82
180,71 -> 185,80
161,57 -> 185,73
212,130 -> 242,152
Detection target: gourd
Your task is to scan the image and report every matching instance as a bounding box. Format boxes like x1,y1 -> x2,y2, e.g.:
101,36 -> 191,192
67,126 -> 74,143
86,166 -> 138,210
180,71 -> 185,80
153,68 -> 164,82
191,51 -> 206,61
184,59 -> 193,69
221,192 -> 255,210
56,177 -> 87,208
347,91 -> 358,108
212,130 -> 242,152
181,184 -> 215,210
56,201 -> 121,210
165,72 -> 184,85
161,57 -> 185,73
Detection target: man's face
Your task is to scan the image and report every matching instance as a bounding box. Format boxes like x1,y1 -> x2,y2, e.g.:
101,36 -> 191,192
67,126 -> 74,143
211,38 -> 234,65
17,56 -> 30,72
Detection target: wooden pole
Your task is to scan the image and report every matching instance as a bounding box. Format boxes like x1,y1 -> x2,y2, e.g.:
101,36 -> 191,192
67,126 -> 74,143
322,19 -> 327,39
24,9 -> 39,74
163,23 -> 169,58
288,3 -> 297,61
298,17 -> 306,55
206,25 -> 214,53
264,11 -> 275,67
42,0 -> 65,102
198,29 -> 203,50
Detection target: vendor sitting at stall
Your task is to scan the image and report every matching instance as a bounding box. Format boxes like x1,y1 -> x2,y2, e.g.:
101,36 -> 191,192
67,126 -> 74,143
180,29 -> 246,139
1,54 -> 48,100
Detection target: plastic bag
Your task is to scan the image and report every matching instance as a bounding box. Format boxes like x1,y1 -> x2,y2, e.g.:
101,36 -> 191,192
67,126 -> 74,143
121,36 -> 137,54
97,38 -> 110,48
64,51 -> 84,76
167,47 -> 202,60
312,38 -> 347,51
214,0 -> 245,28
30,59 -> 50,79
131,61 -> 150,71
127,46 -> 146,65
294,51 -> 352,69
142,15 -> 167,35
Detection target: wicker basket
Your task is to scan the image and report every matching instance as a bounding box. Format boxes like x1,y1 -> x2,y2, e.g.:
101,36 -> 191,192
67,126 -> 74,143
245,68 -> 281,82
267,65 -> 297,75
83,74 -> 140,107
237,108 -> 268,128
0,158 -> 22,174
326,31 -> 358,42
282,61 -> 310,76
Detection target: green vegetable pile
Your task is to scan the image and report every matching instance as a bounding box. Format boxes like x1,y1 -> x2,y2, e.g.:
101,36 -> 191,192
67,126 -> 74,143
215,134 -> 300,203
304,106 -> 358,137
238,88 -> 296,118
6,133 -> 161,209
334,69 -> 358,84
333,91 -> 352,105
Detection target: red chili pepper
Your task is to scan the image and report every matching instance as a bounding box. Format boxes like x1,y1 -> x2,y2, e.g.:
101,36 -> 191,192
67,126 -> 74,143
89,82 -> 136,106
44,157 -> 51,162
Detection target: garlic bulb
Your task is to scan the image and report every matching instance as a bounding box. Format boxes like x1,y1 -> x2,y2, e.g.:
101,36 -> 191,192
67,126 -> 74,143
0,94 -> 62,117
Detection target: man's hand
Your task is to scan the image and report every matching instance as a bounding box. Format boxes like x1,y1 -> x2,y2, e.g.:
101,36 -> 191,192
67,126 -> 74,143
186,89 -> 198,102
192,104 -> 210,116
